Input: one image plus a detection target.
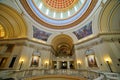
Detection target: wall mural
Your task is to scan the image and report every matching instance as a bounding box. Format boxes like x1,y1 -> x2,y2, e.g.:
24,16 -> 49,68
33,26 -> 51,41
57,44 -> 71,57
73,21 -> 92,40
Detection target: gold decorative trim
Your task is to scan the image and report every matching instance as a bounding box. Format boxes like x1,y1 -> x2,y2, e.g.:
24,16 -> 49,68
75,32 -> 120,45
27,75 -> 86,80
0,3 -> 27,38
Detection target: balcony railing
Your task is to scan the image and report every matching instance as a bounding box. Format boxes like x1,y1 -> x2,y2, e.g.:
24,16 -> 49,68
0,69 -> 119,80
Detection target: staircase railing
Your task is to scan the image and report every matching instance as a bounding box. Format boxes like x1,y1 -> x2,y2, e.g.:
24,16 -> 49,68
0,69 -> 119,80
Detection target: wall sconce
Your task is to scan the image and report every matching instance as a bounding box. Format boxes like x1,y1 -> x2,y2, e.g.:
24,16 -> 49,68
77,61 -> 81,64
105,59 -> 113,72
45,61 -> 49,69
19,59 -> 24,70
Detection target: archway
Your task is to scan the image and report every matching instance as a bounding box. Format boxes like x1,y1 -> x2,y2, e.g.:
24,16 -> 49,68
0,3 -> 27,39
51,34 -> 74,69
52,34 -> 73,57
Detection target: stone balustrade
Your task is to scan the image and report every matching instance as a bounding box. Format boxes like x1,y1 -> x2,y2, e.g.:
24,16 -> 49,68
0,69 -> 119,80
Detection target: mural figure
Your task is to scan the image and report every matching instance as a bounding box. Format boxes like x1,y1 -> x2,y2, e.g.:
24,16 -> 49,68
33,26 -> 51,41
73,21 -> 92,40
57,44 -> 71,57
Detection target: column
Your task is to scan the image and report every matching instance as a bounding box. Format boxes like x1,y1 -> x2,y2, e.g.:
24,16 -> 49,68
67,61 -> 70,69
56,61 -> 60,69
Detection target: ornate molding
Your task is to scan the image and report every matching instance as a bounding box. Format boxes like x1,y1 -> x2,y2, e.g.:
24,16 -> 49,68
0,38 -> 51,51
75,32 -> 120,50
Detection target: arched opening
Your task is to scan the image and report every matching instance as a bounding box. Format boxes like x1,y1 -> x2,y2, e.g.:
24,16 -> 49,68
51,34 -> 75,69
0,4 -> 27,39
52,34 -> 74,57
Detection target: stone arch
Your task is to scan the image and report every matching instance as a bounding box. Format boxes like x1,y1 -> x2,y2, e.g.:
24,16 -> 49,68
0,3 -> 27,39
51,34 -> 73,57
99,0 -> 120,33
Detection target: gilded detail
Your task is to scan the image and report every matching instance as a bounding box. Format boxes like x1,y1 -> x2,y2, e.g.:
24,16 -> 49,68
0,25 -> 5,38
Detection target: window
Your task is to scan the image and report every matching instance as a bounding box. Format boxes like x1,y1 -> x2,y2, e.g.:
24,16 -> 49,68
9,57 -> 16,68
0,57 -> 7,67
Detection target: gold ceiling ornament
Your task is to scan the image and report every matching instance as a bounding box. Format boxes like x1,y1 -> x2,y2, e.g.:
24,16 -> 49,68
0,24 -> 5,38
42,0 -> 78,12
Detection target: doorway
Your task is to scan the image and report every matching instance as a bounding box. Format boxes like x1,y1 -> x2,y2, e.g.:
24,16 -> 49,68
61,61 -> 67,69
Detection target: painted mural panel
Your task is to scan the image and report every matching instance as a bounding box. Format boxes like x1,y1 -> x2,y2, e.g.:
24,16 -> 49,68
33,26 -> 51,41
73,21 -> 92,40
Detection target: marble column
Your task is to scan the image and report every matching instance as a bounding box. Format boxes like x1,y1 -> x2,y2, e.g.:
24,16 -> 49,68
67,61 -> 70,69
56,61 -> 60,69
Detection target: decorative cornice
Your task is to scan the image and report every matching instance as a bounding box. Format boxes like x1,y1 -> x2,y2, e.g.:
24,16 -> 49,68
0,32 -> 119,50
0,38 -> 51,51
75,38 -> 102,50
75,32 -> 120,45
75,32 -> 120,50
